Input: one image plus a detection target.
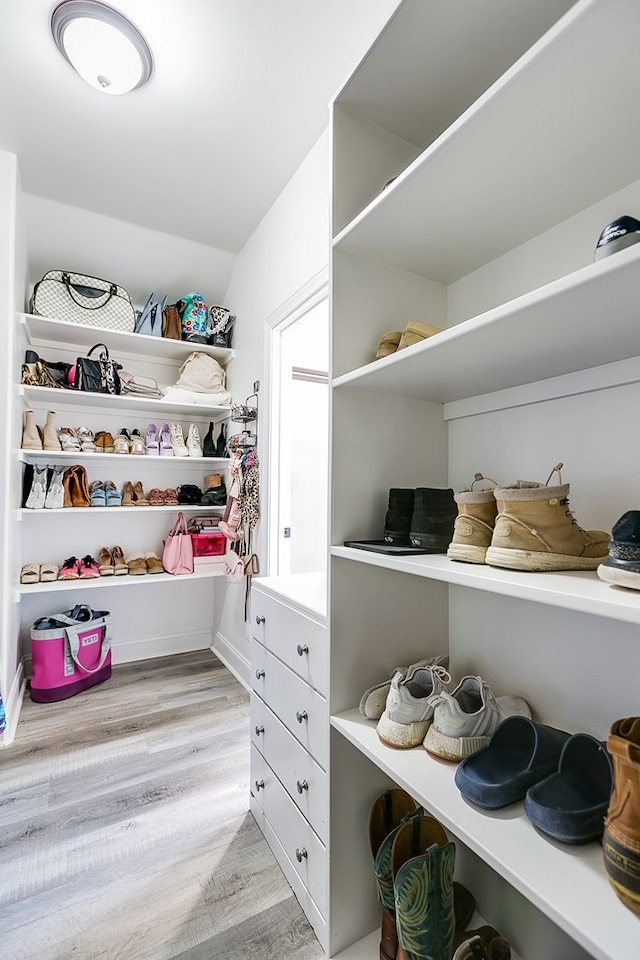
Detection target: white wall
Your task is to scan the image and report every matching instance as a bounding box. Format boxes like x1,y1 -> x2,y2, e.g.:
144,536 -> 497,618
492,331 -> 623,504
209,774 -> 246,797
212,129 -> 330,684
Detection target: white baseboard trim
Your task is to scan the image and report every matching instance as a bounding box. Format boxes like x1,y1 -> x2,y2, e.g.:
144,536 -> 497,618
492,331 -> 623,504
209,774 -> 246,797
113,629 -> 213,664
211,631 -> 250,692
0,662 -> 26,748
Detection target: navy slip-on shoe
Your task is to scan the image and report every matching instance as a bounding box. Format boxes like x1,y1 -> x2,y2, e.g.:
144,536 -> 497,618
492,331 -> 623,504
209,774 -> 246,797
524,733 -> 613,844
454,715 -> 571,809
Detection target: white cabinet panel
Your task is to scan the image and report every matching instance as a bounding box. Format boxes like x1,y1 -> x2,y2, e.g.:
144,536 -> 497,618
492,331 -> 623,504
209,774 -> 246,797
251,587 -> 327,694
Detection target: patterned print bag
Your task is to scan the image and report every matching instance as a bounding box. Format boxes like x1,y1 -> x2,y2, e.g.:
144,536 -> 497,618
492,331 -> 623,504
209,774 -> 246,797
30,270 -> 136,333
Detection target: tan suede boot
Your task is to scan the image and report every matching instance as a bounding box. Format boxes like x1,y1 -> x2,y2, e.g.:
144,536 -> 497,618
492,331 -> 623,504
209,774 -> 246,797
485,463 -> 609,571
447,474 -> 498,564
397,321 -> 443,350
603,717 -> 640,915
21,409 -> 42,450
43,410 -> 62,451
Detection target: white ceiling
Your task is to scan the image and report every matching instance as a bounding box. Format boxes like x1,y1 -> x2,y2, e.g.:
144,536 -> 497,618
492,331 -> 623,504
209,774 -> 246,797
1,0 -> 400,257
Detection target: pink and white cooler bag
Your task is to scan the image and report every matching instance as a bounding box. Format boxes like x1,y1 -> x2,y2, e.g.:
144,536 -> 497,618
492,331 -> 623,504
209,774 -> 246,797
30,604 -> 112,703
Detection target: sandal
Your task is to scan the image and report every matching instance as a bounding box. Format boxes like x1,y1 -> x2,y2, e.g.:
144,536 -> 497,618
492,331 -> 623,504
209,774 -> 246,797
148,488 -> 165,506
104,480 -> 122,506
20,563 -> 40,584
146,423 -> 159,455
58,427 -> 81,452
113,433 -> 131,455
39,562 -> 60,582
76,426 -> 97,452
111,545 -> 128,575
98,546 -> 115,575
159,422 -> 173,457
89,479 -> 107,507
163,488 -> 179,505
133,480 -> 149,506
130,430 -> 146,455
122,480 -> 135,506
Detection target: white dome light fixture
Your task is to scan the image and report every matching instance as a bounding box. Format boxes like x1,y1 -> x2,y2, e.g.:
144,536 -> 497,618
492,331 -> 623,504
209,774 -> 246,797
51,1 -> 153,95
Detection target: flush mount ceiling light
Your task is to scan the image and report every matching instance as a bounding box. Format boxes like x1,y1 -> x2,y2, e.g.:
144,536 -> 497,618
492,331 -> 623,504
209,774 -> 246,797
51,1 -> 153,95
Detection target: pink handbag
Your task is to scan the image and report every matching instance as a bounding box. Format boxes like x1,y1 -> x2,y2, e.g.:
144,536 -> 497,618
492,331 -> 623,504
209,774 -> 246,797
162,512 -> 194,575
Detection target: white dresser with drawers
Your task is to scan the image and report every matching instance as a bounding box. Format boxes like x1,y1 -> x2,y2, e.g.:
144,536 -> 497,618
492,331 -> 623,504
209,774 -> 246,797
249,572 -> 328,949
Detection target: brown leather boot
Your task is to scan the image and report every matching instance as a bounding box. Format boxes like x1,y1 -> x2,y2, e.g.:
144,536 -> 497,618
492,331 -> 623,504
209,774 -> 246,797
486,463 -> 609,571
603,717 -> 640,914
447,474 -> 498,564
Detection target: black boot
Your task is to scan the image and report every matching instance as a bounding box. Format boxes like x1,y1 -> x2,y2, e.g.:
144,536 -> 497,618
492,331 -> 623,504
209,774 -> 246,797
215,423 -> 227,457
384,489 -> 415,545
203,421 -> 215,457
410,488 -> 457,552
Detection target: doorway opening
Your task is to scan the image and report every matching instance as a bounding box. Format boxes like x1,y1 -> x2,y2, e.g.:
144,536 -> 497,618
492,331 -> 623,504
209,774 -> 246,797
269,285 -> 329,577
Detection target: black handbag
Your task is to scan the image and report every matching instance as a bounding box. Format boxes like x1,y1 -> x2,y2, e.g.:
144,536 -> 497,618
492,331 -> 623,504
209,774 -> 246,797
176,484 -> 202,505
75,343 -> 122,395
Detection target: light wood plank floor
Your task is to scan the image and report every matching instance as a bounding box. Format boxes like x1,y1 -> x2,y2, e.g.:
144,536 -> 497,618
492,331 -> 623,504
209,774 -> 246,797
0,650 -> 324,960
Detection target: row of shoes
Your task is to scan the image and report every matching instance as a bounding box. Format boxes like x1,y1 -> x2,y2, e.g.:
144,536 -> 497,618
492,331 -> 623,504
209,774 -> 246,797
23,464 -> 227,509
373,462 -> 626,576
21,411 -> 228,459
19,548 -> 165,583
369,787 -> 511,960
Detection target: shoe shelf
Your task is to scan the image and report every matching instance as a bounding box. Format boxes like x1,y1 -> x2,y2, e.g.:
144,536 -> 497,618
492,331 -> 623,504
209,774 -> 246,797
332,246 -> 640,405
21,313 -> 235,367
331,709 -> 632,960
332,0 -> 640,286
331,546 -> 640,627
18,568 -> 224,595
19,505 -> 225,516
20,385 -> 233,419
19,450 -> 230,467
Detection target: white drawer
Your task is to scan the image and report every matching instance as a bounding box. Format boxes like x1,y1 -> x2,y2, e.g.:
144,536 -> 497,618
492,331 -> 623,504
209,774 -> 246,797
250,741 -> 268,813
258,750 -> 327,917
252,640 -> 328,770
251,695 -> 327,842
251,589 -> 327,695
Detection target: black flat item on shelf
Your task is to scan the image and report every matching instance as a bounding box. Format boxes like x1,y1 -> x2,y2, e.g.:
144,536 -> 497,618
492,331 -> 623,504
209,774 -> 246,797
176,484 -> 202,505
344,539 -> 438,556
215,423 -> 227,458
203,421 -> 216,457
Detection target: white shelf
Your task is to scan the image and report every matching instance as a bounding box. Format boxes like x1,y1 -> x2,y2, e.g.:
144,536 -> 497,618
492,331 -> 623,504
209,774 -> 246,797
331,710 -> 635,960
20,505 -> 224,515
19,569 -> 223,594
21,313 -> 234,367
333,0 -> 640,284
19,449 -> 229,467
20,385 -> 232,418
331,546 -> 640,626
332,246 -> 640,403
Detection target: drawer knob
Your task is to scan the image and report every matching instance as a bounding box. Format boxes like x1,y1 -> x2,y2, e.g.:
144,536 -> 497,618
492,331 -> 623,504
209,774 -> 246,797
296,779 -> 309,794
296,644 -> 309,656
256,615 -> 266,625
255,779 -> 265,791
255,725 -> 265,735
255,669 -> 265,679
295,847 -> 308,862
296,710 -> 308,723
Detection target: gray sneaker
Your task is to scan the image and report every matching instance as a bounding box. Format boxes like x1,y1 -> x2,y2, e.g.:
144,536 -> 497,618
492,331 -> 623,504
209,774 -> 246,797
376,663 -> 451,748
424,675 -> 530,761
359,654 -> 449,721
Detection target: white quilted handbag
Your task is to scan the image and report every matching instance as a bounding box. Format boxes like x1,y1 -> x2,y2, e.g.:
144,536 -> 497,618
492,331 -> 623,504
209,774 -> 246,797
30,270 -> 136,333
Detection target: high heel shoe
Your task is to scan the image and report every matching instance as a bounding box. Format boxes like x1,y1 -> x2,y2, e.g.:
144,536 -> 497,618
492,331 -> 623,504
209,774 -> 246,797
122,480 -> 135,506
146,423 -> 159,455
159,423 -> 173,456
133,480 -> 149,506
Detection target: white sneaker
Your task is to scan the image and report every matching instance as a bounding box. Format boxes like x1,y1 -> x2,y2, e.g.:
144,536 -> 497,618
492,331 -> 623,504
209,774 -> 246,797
170,423 -> 188,457
187,424 -> 203,457
376,664 -> 451,748
359,654 -> 450,720
423,675 -> 531,761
